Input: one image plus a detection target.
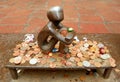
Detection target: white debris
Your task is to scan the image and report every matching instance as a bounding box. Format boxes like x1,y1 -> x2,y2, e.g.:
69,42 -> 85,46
97,43 -> 104,48
74,36 -> 80,42
23,34 -> 34,42
83,37 -> 88,42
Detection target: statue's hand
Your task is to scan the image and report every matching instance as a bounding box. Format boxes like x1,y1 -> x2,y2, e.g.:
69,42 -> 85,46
65,37 -> 71,42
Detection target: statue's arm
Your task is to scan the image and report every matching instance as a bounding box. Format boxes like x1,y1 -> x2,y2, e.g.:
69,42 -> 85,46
58,23 -> 76,42
48,25 -> 71,44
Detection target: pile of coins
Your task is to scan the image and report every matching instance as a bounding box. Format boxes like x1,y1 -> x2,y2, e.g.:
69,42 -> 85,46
9,35 -> 116,68
68,39 -> 116,67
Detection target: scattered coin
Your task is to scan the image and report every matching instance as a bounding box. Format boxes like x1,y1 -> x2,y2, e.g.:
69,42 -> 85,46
29,58 -> 38,65
28,43 -> 35,47
13,51 -> 20,56
14,56 -> 22,64
49,58 -> 56,62
99,48 -> 106,54
49,53 -> 53,56
69,57 -> 75,62
50,63 -> 56,68
100,54 -> 110,59
83,61 -> 90,67
9,58 -> 14,63
80,47 -> 88,51
77,62 -> 83,67
77,52 -> 83,58
84,43 -> 89,48
97,43 -> 104,48
41,59 -> 47,65
94,62 -> 102,67
65,54 -> 71,58
66,61 -> 72,66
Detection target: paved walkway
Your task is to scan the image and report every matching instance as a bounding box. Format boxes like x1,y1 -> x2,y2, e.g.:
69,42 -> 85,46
0,0 -> 120,33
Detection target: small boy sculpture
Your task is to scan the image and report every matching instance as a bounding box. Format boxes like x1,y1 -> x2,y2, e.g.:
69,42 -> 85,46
37,6 -> 75,54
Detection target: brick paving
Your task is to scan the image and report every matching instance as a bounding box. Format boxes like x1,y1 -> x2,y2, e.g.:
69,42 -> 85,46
0,0 -> 120,33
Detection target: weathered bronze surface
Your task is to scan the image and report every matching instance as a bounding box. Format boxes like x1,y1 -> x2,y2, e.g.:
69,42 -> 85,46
37,6 -> 75,54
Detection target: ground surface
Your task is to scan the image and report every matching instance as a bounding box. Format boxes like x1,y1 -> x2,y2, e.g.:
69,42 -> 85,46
0,0 -> 120,82
0,0 -> 120,33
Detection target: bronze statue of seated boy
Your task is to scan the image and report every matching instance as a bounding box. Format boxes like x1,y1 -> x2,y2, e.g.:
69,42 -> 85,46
37,6 -> 75,54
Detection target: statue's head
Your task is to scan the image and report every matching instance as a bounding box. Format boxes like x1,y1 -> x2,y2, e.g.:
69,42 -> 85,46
47,6 -> 64,23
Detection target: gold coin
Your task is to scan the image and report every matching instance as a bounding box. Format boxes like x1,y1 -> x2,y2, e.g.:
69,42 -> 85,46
75,57 -> 80,62
48,53 -> 53,56
9,58 -> 14,63
50,63 -> 56,68
77,62 -> 83,67
13,51 -> 20,56
94,62 -> 101,67
80,57 -> 86,61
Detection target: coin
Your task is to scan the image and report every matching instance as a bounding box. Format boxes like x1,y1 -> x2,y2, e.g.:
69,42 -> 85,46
34,48 -> 40,52
82,61 -> 90,67
49,58 -> 56,62
20,50 -> 25,54
9,58 -> 14,63
61,60 -> 66,65
13,51 -> 20,56
69,57 -> 75,62
77,52 -> 83,58
66,61 -> 72,66
60,30 -> 67,37
93,41 -> 97,45
90,55 -> 96,60
65,54 -> 71,59
71,51 -> 77,56
27,50 -> 34,55
29,58 -> 38,65
109,58 -> 116,67
16,44 -> 21,49
99,48 -> 106,54
77,62 -> 83,67
75,57 -> 80,62
97,43 -> 104,48
41,59 -> 46,65
84,43 -> 89,48
100,54 -> 110,59
94,62 -> 101,67
59,53 -> 64,57
80,47 -> 88,51
50,63 -> 56,68
14,56 -> 22,64
80,57 -> 86,62
49,53 -> 53,56
89,60 -> 95,65
109,58 -> 115,63
111,63 -> 116,67
21,58 -> 26,64
89,47 -> 96,52
28,43 -> 35,47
